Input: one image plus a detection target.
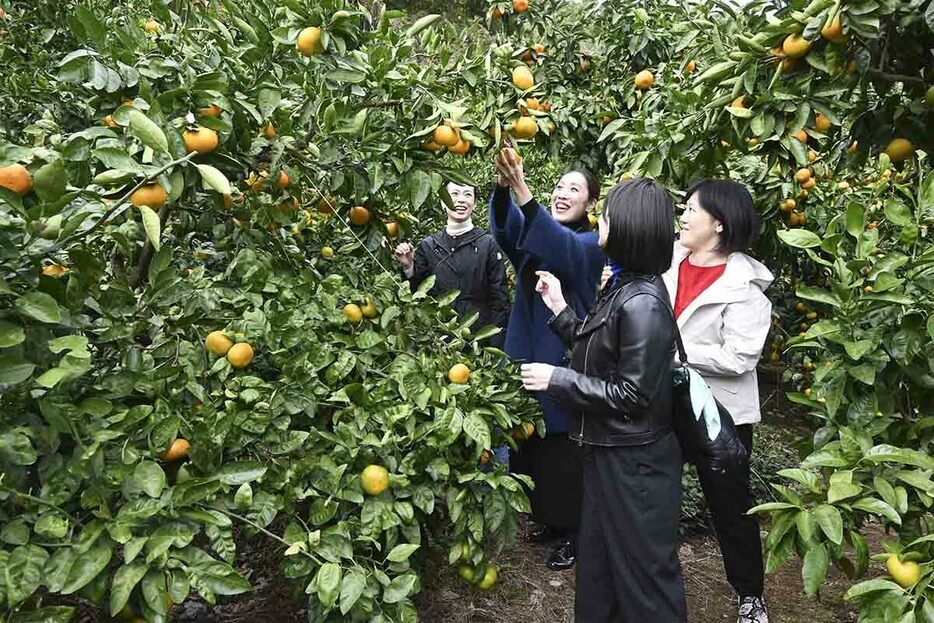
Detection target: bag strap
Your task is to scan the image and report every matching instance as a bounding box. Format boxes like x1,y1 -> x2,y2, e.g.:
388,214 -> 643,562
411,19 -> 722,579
673,323 -> 688,365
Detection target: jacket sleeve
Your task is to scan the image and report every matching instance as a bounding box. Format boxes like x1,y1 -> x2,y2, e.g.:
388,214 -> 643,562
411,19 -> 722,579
488,185 -> 525,266
547,305 -> 582,350
515,198 -> 593,277
486,239 -> 510,340
405,239 -> 434,292
545,294 -> 674,416
684,291 -> 772,377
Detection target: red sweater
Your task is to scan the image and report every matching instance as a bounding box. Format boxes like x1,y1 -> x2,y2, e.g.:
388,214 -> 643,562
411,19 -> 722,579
674,258 -> 726,319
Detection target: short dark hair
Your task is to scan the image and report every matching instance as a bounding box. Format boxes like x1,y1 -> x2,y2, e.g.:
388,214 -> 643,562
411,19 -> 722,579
684,179 -> 759,253
445,180 -> 477,196
562,167 -> 600,203
603,178 -> 674,275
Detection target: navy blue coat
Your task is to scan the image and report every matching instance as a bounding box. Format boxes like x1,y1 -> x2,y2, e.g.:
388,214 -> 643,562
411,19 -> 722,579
489,186 -> 605,434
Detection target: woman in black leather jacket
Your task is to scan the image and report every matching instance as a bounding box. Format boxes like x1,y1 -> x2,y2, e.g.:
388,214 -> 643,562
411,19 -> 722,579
520,178 -> 687,623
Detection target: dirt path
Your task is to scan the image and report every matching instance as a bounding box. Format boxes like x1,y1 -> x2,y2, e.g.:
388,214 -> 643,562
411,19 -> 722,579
415,516 -> 866,623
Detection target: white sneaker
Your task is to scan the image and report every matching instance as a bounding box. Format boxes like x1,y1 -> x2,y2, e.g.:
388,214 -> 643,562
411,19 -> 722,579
737,596 -> 769,623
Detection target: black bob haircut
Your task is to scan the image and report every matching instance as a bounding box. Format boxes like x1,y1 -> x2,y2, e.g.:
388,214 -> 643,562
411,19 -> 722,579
560,167 -> 601,203
603,178 -> 674,275
684,179 -> 759,254
445,179 -> 477,196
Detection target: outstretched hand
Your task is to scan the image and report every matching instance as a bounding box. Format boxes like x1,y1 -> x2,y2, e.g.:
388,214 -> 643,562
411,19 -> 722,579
535,270 -> 568,316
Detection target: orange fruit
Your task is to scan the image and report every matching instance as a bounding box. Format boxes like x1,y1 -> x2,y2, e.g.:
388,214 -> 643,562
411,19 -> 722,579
448,139 -> 471,155
199,104 -> 222,118
433,125 -> 460,147
479,449 -> 492,466
144,19 -> 161,33
205,331 -> 233,356
780,58 -> 798,74
807,149 -> 818,163
183,126 -> 219,154
513,0 -> 528,12
448,363 -> 470,384
731,96 -> 747,109
821,15 -> 846,44
0,164 -> 33,195
385,221 -> 399,238
579,57 -> 591,72
634,69 -> 655,89
512,117 -> 538,139
780,199 -> 795,212
279,197 -> 300,212
814,113 -> 832,133
162,438 -> 190,462
421,140 -> 443,152
320,246 -> 334,259
884,138 -> 914,163
491,6 -> 503,19
782,33 -> 811,59
795,168 -> 812,183
277,170 -> 290,188
348,206 -> 370,226
130,183 -> 167,209
791,129 -> 809,143
226,342 -> 254,368
685,60 -> 697,74
360,465 -> 390,496
343,303 -> 363,324
316,195 -> 336,215
532,43 -> 546,55
361,298 -> 378,319
262,122 -> 276,138
802,178 -> 816,190
103,115 -> 120,128
524,97 -> 541,111
477,565 -> 498,590
41,264 -> 69,277
296,26 -> 325,55
887,556 -> 921,588
511,66 -> 534,90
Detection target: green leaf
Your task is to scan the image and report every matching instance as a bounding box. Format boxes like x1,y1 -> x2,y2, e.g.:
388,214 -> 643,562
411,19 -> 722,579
747,502 -> 800,514
0,321 -> 25,348
314,562 -> 341,608
339,570 -> 366,615
802,544 -> 829,597
9,606 -> 75,622
15,292 -> 61,324
139,205 -> 161,252
34,513 -> 68,540
234,483 -> 253,510
796,286 -> 842,308
843,578 -> 903,600
851,497 -> 901,525
110,561 -> 148,616
883,199 -> 913,226
382,573 -> 417,604
5,545 -> 49,606
863,445 -> 934,470
827,481 -> 861,504
845,202 -> 864,238
33,159 -> 68,202
386,544 -> 419,563
778,229 -> 822,249
462,411 -> 491,451
196,164 -> 232,195
406,14 -> 441,38
133,461 -> 166,498
61,545 -> 111,594
813,504 -> 843,545
127,109 -> 169,153
216,461 -> 267,485
48,335 -> 89,355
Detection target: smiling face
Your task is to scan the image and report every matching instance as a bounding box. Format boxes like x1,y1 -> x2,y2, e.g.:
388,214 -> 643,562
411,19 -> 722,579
678,193 -> 721,253
445,182 -> 476,223
550,171 -> 592,224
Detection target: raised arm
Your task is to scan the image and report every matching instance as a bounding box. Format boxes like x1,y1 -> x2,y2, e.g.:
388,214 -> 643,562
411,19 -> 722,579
545,294 -> 674,415
488,184 -> 525,266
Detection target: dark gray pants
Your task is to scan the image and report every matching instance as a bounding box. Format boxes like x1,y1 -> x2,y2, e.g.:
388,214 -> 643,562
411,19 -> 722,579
575,432 -> 687,623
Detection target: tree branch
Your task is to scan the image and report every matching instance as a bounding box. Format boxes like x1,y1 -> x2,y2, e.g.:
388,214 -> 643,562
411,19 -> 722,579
359,99 -> 403,108
866,69 -> 926,87
129,203 -> 172,288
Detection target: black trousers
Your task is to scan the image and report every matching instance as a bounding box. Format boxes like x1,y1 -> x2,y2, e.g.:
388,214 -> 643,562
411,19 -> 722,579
695,424 -> 765,598
575,432 -> 687,623
510,433 -> 583,531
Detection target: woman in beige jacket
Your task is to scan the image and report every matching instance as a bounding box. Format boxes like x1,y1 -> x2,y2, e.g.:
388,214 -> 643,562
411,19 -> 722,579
603,178 -> 773,623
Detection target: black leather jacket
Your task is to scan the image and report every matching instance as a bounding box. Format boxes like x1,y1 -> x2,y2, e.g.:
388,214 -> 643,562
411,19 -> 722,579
545,274 -> 676,447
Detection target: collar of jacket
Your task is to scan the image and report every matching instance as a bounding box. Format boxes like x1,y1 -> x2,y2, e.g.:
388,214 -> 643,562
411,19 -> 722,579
663,242 -> 774,327
430,227 -> 485,249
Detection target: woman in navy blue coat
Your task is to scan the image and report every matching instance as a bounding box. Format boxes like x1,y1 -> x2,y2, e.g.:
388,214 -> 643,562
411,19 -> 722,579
490,150 -> 605,569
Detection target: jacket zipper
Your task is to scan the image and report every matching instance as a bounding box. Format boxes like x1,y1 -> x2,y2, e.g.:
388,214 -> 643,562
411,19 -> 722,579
579,333 -> 594,446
